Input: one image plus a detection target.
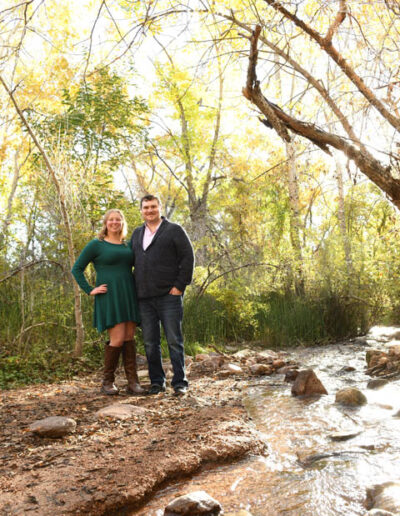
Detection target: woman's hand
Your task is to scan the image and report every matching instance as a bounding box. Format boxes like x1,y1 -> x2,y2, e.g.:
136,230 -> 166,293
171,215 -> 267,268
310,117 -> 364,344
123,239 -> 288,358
90,284 -> 107,295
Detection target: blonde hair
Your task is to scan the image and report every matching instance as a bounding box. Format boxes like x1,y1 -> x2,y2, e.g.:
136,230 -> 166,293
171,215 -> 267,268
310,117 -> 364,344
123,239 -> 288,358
98,209 -> 128,241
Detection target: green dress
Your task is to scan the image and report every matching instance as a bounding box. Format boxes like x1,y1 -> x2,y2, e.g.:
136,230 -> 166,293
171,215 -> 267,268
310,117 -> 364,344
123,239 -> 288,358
71,239 -> 140,332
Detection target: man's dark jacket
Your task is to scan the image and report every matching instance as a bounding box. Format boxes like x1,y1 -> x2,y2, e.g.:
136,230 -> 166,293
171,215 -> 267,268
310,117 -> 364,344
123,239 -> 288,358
130,217 -> 195,299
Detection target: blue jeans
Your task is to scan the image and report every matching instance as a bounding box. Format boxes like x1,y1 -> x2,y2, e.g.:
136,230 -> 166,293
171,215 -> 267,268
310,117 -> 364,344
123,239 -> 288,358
139,294 -> 188,388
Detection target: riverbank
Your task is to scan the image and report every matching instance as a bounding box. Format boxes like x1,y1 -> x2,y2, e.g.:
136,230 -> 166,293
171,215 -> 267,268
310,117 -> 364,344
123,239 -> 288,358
0,350 -> 285,515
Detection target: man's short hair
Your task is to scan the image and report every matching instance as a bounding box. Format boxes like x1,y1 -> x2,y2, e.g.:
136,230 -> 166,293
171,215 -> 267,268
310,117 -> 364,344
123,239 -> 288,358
140,194 -> 161,209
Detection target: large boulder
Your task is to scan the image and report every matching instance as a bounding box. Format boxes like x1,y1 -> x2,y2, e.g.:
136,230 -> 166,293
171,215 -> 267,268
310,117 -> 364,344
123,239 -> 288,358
28,416 -> 76,438
164,490 -> 222,515
366,481 -> 400,514
335,387 -> 367,406
291,369 -> 328,396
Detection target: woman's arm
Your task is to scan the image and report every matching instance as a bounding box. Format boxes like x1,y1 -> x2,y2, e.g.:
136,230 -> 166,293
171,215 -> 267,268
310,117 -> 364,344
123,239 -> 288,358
71,240 -> 98,295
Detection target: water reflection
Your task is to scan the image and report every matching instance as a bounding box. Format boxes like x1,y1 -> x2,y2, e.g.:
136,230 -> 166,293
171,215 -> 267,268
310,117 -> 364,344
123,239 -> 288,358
131,338 -> 400,515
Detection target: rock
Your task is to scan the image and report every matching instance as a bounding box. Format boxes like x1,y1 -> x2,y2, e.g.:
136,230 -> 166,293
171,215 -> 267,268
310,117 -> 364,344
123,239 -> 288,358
224,511 -> 253,516
272,359 -> 286,369
193,356 -> 225,372
277,365 -> 296,375
28,416 -> 77,438
374,403 -> 393,410
220,364 -> 243,376
249,364 -> 273,376
297,451 -> 342,467
284,369 -> 299,382
366,349 -> 387,368
59,384 -> 82,394
392,410 -> 400,418
386,359 -> 400,371
207,356 -> 225,368
365,509 -> 396,515
291,369 -> 328,396
366,481 -> 400,514
388,344 -> 400,357
95,404 -> 147,420
232,349 -> 253,359
337,366 -> 356,373
255,350 -> 278,362
329,430 -> 362,441
367,378 -> 389,389
195,353 -> 210,362
353,337 -> 368,346
164,490 -> 222,515
245,357 -> 257,366
377,356 -> 389,367
335,387 -> 367,406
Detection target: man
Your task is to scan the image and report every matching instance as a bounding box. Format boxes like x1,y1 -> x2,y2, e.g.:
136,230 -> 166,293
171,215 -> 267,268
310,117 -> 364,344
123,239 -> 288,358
131,194 -> 195,395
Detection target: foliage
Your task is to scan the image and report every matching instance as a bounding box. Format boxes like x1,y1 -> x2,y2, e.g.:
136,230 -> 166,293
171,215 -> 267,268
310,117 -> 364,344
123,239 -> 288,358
1,0 -> 400,387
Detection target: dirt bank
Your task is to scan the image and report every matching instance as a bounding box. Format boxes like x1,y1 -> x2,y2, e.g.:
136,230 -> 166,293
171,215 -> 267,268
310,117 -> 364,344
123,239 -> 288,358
0,357 -> 269,515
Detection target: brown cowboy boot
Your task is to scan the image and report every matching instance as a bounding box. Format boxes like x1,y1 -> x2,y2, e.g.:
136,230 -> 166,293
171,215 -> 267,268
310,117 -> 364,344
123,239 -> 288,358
122,340 -> 146,394
102,343 -> 122,395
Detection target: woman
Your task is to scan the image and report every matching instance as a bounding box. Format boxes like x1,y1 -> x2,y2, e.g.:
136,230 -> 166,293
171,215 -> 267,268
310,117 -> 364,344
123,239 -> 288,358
71,209 -> 145,395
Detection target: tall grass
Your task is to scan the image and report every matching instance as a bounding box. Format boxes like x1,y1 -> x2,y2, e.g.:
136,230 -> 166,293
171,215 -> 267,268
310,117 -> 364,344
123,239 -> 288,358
182,290 -> 370,349
0,269 -> 372,388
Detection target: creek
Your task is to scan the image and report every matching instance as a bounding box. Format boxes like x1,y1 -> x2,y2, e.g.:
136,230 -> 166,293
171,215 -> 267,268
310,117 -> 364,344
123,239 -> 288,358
132,326 -> 400,516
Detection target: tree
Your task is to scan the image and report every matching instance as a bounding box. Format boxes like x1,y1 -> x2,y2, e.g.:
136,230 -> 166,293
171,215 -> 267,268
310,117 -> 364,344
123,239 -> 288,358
240,1 -> 400,209
131,35 -> 226,265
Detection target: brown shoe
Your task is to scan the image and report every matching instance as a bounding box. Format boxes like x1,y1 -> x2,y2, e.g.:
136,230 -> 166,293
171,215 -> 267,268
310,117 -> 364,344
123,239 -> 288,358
102,343 -> 122,395
122,340 -> 146,395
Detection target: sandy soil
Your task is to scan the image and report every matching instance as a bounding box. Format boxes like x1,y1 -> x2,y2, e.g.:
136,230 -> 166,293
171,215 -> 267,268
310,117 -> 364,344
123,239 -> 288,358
0,357 -> 269,515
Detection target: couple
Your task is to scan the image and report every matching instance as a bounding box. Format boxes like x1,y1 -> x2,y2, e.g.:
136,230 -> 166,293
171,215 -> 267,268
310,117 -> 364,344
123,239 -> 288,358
71,195 -> 195,396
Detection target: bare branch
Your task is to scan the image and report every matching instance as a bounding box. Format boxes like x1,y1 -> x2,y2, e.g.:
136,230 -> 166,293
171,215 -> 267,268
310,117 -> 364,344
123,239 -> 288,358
0,259 -> 64,283
325,0 -> 347,44
83,0 -> 106,79
197,261 -> 278,296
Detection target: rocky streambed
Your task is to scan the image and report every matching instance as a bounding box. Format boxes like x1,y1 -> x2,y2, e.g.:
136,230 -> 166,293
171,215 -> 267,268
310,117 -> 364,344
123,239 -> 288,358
133,326 -> 400,516
1,326 -> 400,515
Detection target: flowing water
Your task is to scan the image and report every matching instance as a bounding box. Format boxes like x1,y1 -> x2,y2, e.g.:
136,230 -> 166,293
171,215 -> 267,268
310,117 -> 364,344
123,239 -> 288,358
132,327 -> 400,516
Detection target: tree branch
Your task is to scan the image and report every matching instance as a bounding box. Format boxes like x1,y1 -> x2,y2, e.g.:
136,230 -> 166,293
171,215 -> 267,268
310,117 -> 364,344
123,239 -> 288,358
325,0 -> 347,44
243,27 -> 400,209
217,11 -> 365,150
0,260 -> 64,283
263,0 -> 400,133
243,25 -> 291,142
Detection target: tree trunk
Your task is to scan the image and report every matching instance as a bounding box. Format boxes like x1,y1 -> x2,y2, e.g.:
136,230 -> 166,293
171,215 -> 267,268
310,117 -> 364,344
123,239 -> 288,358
188,201 -> 209,266
0,150 -> 21,251
275,52 -> 305,296
286,141 -> 305,296
334,155 -> 353,279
